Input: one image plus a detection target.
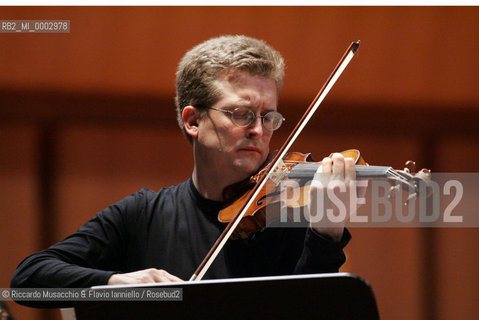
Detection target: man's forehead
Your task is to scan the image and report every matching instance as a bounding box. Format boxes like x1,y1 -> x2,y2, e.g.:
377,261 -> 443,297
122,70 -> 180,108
219,70 -> 270,84
215,71 -> 277,95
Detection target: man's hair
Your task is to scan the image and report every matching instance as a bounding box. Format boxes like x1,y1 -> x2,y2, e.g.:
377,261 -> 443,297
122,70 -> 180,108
175,35 -> 285,143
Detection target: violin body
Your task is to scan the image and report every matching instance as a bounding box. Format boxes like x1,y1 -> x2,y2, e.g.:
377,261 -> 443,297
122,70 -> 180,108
219,151 -> 311,238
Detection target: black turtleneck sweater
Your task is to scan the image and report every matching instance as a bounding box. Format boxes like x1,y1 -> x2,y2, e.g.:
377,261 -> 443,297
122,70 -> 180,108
11,178 -> 350,306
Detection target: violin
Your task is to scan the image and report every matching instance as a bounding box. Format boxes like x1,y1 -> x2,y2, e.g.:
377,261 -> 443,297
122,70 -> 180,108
219,149 -> 431,239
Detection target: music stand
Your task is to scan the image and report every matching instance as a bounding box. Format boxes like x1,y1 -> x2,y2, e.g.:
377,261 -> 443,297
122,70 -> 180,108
75,273 -> 379,320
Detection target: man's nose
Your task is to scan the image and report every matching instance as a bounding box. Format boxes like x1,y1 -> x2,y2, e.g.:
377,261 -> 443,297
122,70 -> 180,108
246,117 -> 264,138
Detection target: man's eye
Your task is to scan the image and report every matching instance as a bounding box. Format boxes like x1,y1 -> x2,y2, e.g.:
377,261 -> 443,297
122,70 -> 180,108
234,110 -> 249,116
233,108 -> 253,117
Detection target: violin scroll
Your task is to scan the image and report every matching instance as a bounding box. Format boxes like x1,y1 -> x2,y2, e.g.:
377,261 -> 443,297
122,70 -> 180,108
392,160 -> 432,205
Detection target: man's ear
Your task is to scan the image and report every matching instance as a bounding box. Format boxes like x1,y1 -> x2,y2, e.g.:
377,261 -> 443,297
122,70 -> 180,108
182,106 -> 201,139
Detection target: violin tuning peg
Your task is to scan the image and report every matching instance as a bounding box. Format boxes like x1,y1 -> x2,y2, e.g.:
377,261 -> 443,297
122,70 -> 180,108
388,185 -> 400,199
413,168 -> 432,181
404,160 -> 416,173
404,193 -> 417,206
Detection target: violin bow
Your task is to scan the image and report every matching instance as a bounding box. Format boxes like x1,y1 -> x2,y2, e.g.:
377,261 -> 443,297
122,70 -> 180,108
190,40 -> 361,281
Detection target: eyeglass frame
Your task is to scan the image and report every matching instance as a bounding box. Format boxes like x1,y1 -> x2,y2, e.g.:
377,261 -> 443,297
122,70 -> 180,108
205,106 -> 285,131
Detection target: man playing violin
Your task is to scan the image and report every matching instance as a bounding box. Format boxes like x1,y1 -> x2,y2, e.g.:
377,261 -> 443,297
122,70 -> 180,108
11,35 -> 357,296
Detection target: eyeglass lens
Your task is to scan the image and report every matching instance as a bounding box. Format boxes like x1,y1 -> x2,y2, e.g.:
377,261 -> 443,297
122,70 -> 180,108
231,107 -> 283,131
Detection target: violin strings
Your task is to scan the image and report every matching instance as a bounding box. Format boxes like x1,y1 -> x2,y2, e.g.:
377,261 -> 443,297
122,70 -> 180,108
282,161 -> 412,187
386,168 -> 404,180
386,168 -> 416,189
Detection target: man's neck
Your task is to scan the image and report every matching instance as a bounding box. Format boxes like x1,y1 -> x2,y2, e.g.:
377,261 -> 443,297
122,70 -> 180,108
191,166 -> 243,202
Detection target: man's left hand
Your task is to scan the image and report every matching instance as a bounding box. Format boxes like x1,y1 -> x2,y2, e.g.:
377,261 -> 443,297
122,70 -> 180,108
308,152 -> 357,242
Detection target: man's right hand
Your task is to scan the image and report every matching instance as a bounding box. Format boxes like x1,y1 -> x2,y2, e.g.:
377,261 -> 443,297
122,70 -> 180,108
107,268 -> 184,285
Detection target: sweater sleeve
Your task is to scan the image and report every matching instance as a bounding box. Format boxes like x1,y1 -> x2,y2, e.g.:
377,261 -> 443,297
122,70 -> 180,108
10,190 -> 145,307
294,228 -> 351,274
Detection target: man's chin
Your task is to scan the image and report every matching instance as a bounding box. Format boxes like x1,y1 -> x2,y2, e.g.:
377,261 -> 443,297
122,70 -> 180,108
233,160 -> 263,177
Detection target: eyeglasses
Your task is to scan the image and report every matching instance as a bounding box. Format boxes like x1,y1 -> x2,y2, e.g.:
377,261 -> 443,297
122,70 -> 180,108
207,107 -> 285,131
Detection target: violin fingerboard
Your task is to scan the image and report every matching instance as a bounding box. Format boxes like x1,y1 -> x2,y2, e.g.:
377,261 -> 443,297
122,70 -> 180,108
288,164 -> 392,179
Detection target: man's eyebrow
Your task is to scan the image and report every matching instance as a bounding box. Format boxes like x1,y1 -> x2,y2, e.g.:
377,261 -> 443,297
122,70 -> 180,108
222,102 -> 250,109
222,100 -> 277,112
